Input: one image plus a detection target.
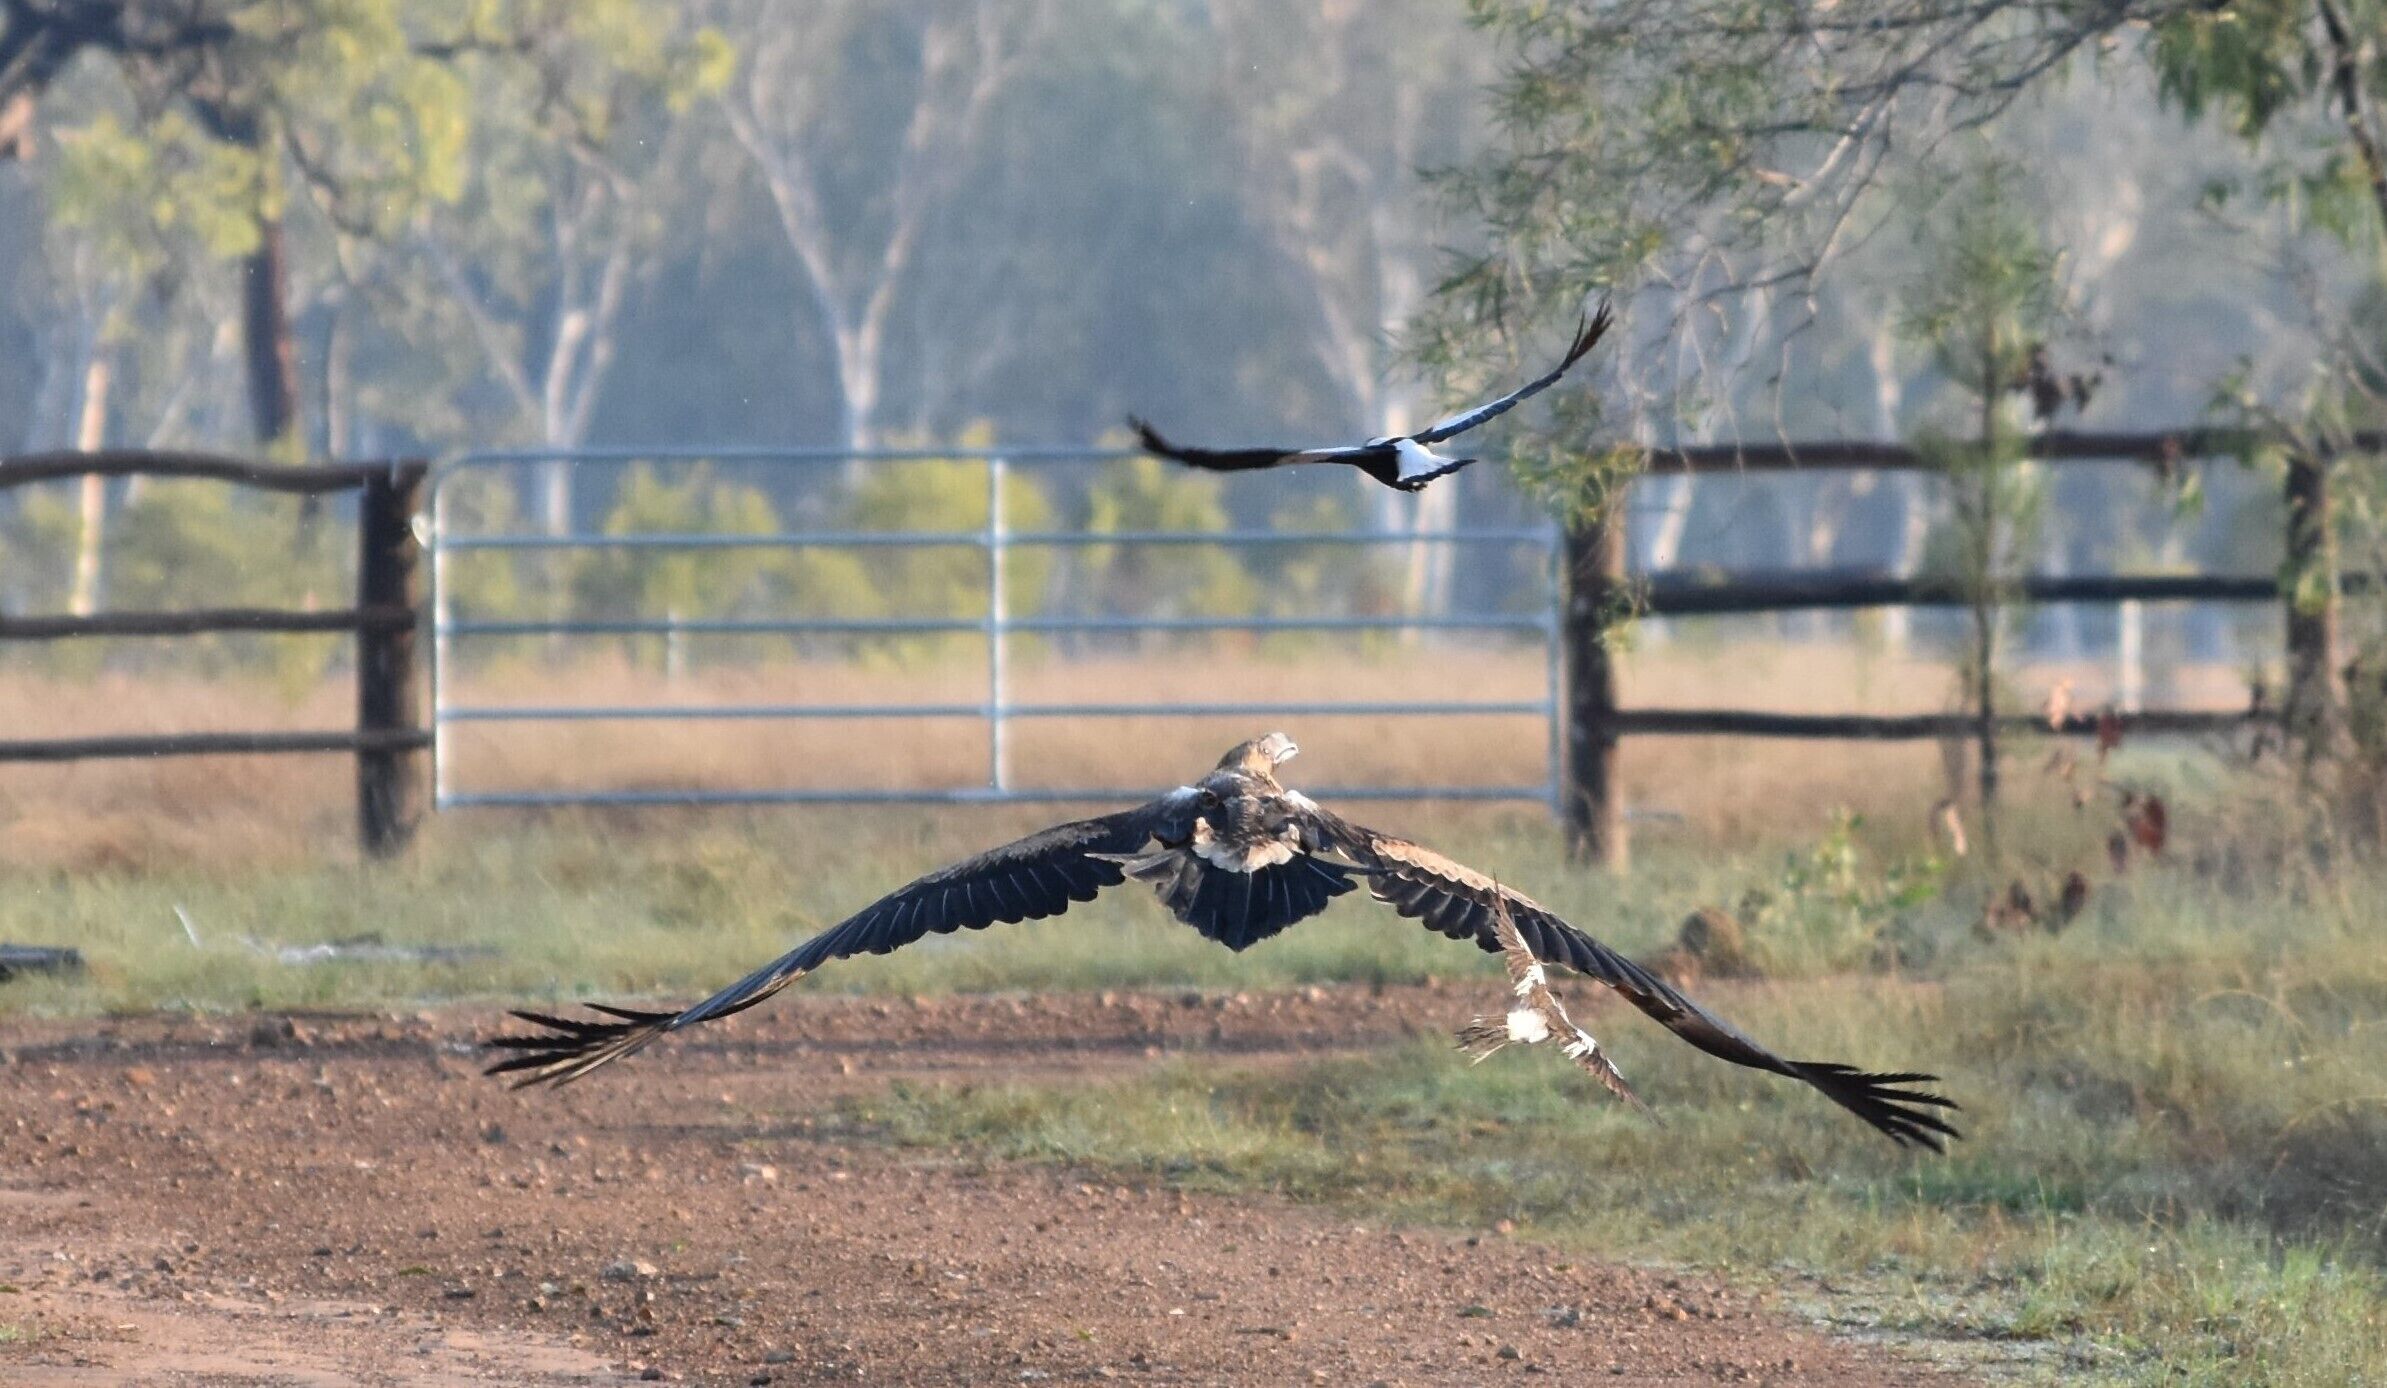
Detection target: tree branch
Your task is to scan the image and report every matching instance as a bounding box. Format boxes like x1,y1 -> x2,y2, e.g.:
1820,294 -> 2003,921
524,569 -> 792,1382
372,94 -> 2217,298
2314,0 -> 2387,238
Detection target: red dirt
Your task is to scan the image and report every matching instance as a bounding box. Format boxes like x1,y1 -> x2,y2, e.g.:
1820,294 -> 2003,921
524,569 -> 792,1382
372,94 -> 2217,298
0,987 -> 1967,1385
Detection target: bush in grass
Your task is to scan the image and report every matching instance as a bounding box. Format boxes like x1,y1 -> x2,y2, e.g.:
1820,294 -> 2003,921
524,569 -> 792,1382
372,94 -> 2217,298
839,433 -> 1055,664
1073,457 -> 1257,650
569,463 -> 785,668
1732,810 -> 1954,974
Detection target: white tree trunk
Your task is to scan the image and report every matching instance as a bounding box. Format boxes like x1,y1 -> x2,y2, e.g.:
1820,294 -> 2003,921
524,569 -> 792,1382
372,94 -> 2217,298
69,351 -> 112,617
1637,474 -> 1695,572
1860,310 -> 1926,653
721,0 -> 1029,459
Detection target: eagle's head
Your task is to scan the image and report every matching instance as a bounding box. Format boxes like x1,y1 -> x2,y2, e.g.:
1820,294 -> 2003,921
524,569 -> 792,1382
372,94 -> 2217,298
1217,731 -> 1298,777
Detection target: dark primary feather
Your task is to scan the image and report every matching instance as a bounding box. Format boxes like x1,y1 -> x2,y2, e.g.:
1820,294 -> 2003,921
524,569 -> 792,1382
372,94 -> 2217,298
1411,300 -> 1614,445
1300,806 -> 1959,1150
1128,416 -> 1373,474
486,797 -> 1195,1087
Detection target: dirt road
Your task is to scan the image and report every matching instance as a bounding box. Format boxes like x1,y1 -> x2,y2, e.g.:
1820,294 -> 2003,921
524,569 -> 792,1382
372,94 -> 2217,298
0,987 -> 1961,1385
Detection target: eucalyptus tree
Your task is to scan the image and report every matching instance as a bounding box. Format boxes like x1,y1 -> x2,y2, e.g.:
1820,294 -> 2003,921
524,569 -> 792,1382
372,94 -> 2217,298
712,0 -> 1050,454
1432,0 -> 2387,757
408,9 -> 728,532
1205,0 -> 1491,617
0,1 -> 497,456
1431,0 -> 2387,478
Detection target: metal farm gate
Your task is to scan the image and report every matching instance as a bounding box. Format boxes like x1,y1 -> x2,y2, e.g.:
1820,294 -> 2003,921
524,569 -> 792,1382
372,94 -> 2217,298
425,448 -> 1565,811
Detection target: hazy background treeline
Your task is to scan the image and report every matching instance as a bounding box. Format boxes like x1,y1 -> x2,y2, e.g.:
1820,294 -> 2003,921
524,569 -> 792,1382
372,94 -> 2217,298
0,0 -> 2366,666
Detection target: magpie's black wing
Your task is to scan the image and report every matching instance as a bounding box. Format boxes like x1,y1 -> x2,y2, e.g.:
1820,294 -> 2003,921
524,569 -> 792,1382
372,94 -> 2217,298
1301,806 -> 1959,1150
487,794 -> 1200,1086
1130,416 -> 1379,473
1411,301 -> 1613,445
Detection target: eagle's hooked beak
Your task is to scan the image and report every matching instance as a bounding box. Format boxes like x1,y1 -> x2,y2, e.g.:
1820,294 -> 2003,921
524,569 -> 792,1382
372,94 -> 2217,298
1256,732 -> 1298,765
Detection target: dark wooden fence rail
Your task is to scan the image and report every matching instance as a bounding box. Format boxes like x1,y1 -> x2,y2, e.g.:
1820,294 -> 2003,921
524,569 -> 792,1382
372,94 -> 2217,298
1636,429 -> 2387,473
1564,430 -> 2336,867
0,450 -> 430,855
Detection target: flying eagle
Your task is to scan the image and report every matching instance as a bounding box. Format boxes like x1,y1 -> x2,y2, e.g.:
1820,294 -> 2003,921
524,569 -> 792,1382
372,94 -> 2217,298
1128,304 -> 1614,493
487,733 -> 1958,1151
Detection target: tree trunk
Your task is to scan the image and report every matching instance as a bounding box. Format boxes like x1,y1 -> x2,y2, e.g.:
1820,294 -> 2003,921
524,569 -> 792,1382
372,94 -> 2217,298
323,295 -> 352,460
1797,474 -> 1858,640
1863,310 -> 1926,653
68,351 -> 111,617
241,215 -> 302,452
0,91 -> 33,161
1562,504 -> 1627,869
1631,462 -> 1694,650
1972,350 -> 2002,845
2283,453 -> 2346,755
1636,475 -> 1695,570
840,324 -> 882,454
1397,483 -> 1458,628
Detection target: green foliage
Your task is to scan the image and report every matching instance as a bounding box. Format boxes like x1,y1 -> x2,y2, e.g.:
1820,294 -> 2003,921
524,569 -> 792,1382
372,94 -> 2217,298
109,482 -> 346,691
1430,0 -> 2387,530
428,471 -> 532,623
1732,812 -> 1949,974
2147,0 -> 2387,250
0,479 -> 343,687
842,445 -> 1055,662
0,485 -> 79,616
1079,458 -> 1257,630
35,2 -> 495,255
1898,159 -> 2063,403
573,464 -> 782,619
1895,157 -> 2068,823
10,0 -> 714,474
566,463 -> 785,667
2147,0 -> 2314,138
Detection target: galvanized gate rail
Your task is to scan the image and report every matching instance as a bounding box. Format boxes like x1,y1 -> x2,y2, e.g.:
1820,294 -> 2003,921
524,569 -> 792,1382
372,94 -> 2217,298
427,447 -> 1564,810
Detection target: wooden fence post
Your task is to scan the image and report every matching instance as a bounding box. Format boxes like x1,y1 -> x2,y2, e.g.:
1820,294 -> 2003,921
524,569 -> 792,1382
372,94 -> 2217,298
2283,452 -> 2347,754
356,460 -> 427,856
1562,506 -> 1627,870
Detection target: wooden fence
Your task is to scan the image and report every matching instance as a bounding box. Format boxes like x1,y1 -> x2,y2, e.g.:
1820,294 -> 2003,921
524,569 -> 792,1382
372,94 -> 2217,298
1560,429 -> 2356,866
1,433 -> 2361,866
0,451 -> 429,855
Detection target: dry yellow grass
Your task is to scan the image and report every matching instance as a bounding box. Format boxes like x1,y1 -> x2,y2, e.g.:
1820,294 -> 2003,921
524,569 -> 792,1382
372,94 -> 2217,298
0,635 -> 2259,869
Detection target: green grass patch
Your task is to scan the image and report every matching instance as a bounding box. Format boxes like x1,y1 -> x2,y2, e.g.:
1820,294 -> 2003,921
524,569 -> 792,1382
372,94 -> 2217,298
0,742 -> 2224,1018
0,805 -> 1706,1015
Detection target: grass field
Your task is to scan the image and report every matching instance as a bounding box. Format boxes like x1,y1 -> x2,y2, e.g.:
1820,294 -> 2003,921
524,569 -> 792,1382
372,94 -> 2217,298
3,643 -> 2372,1383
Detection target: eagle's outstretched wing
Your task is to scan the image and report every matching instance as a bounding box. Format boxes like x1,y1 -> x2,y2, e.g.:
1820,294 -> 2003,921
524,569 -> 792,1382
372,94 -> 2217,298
487,795 -> 1202,1086
1412,302 -> 1613,445
1306,807 -> 1958,1150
